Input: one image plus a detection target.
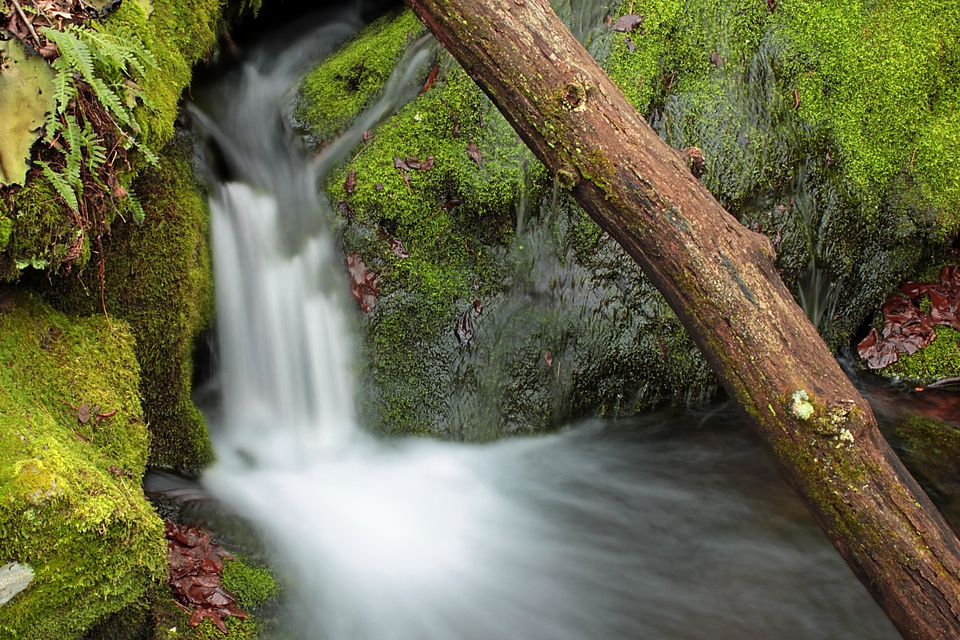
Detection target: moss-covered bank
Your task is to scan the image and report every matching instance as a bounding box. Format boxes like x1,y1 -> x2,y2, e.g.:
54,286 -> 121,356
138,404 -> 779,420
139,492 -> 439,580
40,146 -> 215,469
1,0 -> 233,276
299,6 -> 714,439
606,0 -> 960,348
0,290 -> 166,639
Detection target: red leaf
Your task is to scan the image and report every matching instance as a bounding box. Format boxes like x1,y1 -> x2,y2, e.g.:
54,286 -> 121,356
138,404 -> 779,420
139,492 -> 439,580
466,141 -> 482,166
344,169 -> 357,194
421,63 -> 439,94
612,13 -> 644,32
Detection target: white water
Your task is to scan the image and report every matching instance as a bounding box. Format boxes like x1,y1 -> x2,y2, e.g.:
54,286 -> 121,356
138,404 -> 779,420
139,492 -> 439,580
195,6 -> 900,639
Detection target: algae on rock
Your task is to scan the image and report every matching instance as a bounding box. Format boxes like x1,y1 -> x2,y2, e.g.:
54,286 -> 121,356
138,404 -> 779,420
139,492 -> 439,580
0,290 -> 165,640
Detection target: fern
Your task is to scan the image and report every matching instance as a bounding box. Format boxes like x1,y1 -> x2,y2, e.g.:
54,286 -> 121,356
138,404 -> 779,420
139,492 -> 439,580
38,22 -> 160,225
37,160 -> 79,212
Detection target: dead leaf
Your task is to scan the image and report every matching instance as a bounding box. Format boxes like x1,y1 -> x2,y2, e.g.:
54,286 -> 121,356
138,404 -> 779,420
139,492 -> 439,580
473,299 -> 482,316
419,156 -> 435,171
544,350 -> 553,368
709,52 -> 723,67
78,402 -> 91,424
389,238 -> 409,258
393,157 -> 410,171
612,13 -> 644,32
466,141 -> 482,167
456,307 -> 474,345
347,252 -> 379,313
344,168 -> 357,194
421,64 -> 439,94
625,36 -> 636,52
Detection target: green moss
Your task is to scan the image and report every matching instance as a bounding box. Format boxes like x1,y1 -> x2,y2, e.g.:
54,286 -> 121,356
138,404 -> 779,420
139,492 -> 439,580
43,148 -> 214,469
221,556 -> 278,610
605,0 -> 960,349
0,290 -> 166,640
318,44 -> 539,435
152,599 -> 262,640
296,9 -> 425,141
882,326 -> 960,385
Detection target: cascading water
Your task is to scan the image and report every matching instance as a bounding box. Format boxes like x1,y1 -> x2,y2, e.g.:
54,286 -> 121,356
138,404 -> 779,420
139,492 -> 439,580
193,6 -> 900,639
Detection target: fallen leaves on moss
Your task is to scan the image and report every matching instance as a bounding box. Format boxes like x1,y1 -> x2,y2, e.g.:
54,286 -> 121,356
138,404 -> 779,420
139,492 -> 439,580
859,262 -> 960,369
165,520 -> 248,634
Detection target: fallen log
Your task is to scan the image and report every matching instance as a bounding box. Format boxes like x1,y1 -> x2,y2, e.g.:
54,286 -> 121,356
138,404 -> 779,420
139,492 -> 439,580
404,0 -> 960,636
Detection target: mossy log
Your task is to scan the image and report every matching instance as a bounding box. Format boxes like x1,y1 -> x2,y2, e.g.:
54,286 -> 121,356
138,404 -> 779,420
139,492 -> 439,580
404,0 -> 960,636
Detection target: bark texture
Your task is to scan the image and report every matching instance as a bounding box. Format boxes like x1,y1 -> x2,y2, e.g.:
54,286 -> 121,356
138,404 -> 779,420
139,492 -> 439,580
404,0 -> 960,636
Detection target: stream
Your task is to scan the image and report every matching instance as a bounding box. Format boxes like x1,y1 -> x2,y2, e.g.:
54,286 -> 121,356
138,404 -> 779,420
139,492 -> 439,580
189,4 -> 900,638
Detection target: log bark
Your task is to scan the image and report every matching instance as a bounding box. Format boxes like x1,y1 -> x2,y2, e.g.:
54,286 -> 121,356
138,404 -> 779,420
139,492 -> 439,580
404,0 -> 960,636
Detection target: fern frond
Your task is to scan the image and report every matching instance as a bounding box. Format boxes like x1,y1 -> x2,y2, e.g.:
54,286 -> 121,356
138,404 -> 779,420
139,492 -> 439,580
41,27 -> 97,86
79,123 -> 107,172
77,26 -> 157,80
48,57 -> 78,117
88,77 -> 131,126
37,160 -> 79,212
133,140 -> 160,167
61,114 -> 84,189
124,189 -> 146,225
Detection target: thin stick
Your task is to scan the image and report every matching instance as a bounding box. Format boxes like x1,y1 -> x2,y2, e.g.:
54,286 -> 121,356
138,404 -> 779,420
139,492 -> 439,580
10,0 -> 42,48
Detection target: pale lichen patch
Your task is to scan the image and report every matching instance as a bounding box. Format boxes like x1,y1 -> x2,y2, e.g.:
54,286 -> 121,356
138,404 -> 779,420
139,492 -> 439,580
791,389 -> 814,420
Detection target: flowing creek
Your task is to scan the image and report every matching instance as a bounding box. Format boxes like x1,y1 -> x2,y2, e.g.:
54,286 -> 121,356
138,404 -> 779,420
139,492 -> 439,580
188,5 -> 900,639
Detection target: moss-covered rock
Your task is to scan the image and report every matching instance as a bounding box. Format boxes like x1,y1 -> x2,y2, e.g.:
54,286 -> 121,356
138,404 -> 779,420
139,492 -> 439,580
0,0 -> 235,279
887,414 -> 960,532
40,146 -> 215,470
606,0 -> 960,348
0,289 -> 166,640
299,7 -> 715,439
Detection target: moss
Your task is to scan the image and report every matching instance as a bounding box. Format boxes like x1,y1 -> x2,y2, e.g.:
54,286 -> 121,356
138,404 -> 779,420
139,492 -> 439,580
0,290 -> 166,640
296,9 -> 425,142
41,147 -> 214,470
152,599 -> 262,640
605,0 -> 960,350
221,555 -> 278,610
316,31 -> 540,435
881,326 -> 960,385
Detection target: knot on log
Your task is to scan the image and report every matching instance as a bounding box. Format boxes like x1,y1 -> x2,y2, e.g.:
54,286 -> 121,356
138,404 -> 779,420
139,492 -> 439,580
561,81 -> 587,112
556,166 -> 579,189
682,146 -> 706,180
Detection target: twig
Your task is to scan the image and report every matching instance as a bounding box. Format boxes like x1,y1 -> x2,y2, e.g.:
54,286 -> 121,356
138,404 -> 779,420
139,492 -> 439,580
10,0 -> 42,48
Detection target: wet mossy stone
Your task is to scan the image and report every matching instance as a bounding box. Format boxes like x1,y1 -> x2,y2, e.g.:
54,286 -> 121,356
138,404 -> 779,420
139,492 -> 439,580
40,148 -> 214,470
607,0 -> 960,349
297,6 -> 716,438
0,290 -> 166,640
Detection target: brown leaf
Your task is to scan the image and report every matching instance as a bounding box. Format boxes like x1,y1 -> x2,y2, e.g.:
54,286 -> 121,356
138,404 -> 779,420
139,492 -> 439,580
344,169 -> 357,194
544,350 -> 554,368
451,116 -> 460,138
612,13 -> 644,32
361,129 -> 371,141
421,63 -> 439,94
456,307 -> 474,345
389,238 -> 409,258
347,252 -> 379,313
405,156 -> 422,170
473,299 -> 482,316
709,52 -> 723,67
625,36 -> 636,52
419,156 -> 435,171
393,157 -> 410,171
466,141 -> 482,167
78,402 -> 91,424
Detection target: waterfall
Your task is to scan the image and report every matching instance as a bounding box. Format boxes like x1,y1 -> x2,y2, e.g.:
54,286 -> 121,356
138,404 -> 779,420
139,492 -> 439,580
193,6 -> 899,639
